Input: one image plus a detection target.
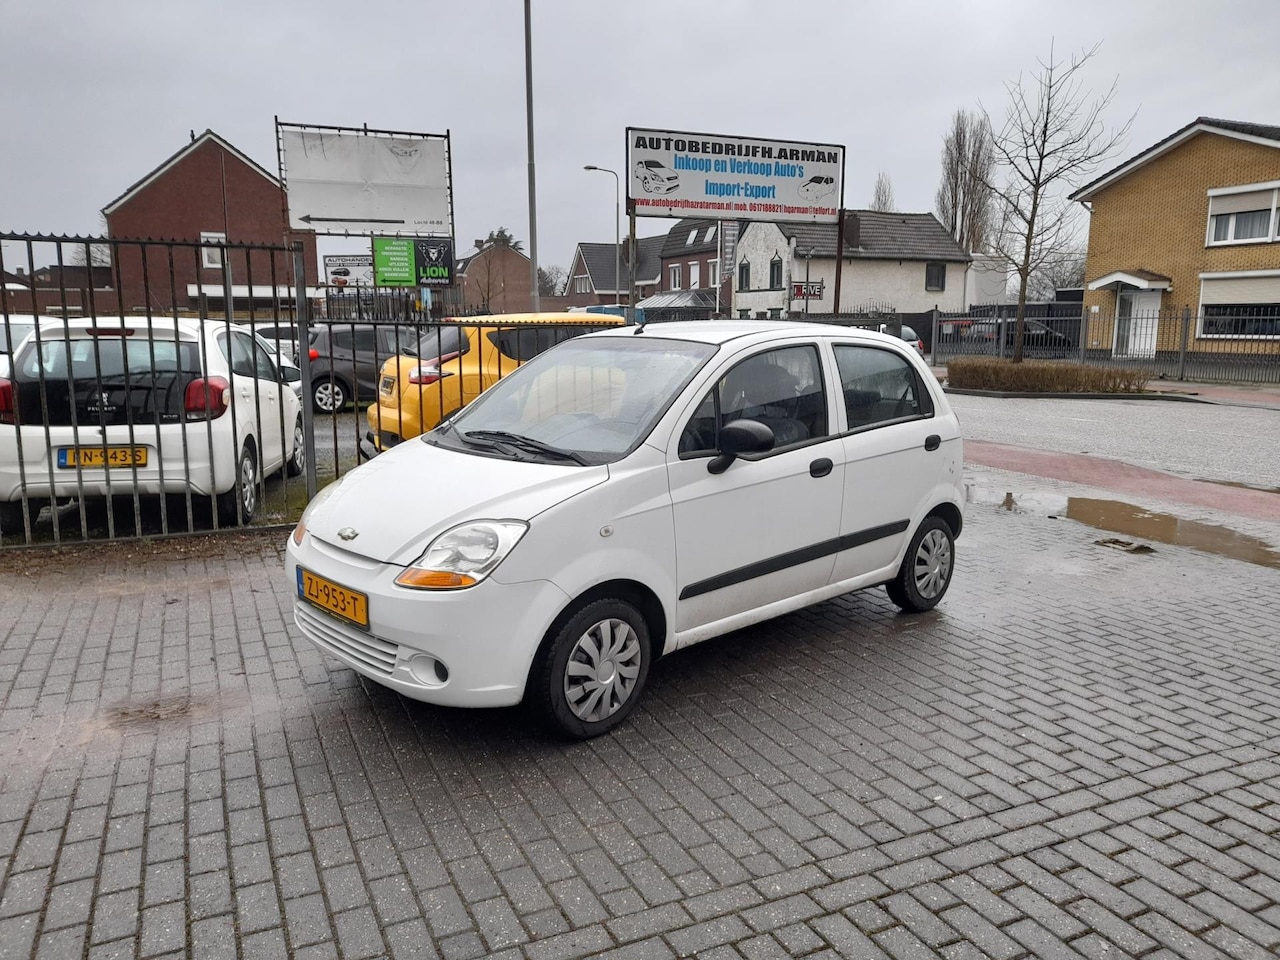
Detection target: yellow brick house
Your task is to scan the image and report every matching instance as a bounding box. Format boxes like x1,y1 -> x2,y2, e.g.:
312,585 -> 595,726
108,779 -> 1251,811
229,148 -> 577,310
1071,117 -> 1280,364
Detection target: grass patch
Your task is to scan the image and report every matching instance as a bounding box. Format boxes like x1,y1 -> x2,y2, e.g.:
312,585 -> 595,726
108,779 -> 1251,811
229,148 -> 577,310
947,357 -> 1150,394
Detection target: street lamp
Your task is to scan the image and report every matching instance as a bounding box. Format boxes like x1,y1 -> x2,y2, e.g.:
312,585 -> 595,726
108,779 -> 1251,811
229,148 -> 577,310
583,165 -> 620,307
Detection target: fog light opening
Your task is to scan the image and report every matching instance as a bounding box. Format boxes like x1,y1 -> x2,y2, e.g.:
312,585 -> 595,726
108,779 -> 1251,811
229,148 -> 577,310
407,654 -> 449,687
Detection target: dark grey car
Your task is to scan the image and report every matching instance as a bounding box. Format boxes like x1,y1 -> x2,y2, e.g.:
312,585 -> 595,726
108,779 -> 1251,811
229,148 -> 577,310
307,322 -> 422,413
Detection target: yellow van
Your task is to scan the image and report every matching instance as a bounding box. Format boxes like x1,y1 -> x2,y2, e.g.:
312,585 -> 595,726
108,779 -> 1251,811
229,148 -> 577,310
365,313 -> 624,453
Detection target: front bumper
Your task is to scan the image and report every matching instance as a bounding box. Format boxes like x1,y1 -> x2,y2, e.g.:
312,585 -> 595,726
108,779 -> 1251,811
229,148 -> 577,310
286,533 -> 572,707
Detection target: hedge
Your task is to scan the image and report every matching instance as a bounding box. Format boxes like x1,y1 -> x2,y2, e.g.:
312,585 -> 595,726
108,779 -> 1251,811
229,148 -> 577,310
946,357 -> 1151,394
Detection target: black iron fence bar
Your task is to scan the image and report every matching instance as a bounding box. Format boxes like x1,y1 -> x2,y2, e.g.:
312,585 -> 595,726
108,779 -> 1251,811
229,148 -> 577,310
292,243 -> 317,501
165,241 -> 197,534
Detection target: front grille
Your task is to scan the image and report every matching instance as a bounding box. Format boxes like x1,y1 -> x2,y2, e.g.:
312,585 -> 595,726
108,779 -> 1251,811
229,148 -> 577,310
295,602 -> 398,677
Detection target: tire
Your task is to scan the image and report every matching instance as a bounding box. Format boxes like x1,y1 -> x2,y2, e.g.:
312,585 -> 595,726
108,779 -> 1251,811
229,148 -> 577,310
885,515 -> 955,612
313,377 -> 347,414
286,418 -> 305,477
216,444 -> 258,527
529,598 -> 652,739
0,500 -> 25,533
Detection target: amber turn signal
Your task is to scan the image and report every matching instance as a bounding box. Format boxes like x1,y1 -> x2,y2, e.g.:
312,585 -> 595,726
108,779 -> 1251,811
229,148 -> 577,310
394,569 -> 478,590
292,519 -> 306,546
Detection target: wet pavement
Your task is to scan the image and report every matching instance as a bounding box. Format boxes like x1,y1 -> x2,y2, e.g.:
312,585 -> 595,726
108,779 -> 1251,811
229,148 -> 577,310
3,452 -> 1280,959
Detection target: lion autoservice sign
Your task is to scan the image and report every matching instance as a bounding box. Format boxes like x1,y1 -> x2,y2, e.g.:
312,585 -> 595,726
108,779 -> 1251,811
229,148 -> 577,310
627,127 -> 844,223
372,237 -> 454,287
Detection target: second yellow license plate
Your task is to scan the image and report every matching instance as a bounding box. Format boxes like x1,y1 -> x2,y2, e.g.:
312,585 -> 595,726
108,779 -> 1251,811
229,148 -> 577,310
297,567 -> 369,628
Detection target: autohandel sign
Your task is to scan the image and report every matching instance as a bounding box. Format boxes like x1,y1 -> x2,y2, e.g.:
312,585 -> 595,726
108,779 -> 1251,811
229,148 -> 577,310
323,255 -> 374,287
372,237 -> 454,286
627,126 -> 844,223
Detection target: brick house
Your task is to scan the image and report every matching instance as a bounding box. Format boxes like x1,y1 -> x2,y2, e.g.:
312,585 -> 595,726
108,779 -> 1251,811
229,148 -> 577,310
640,219 -> 733,321
1071,117 -> 1280,357
103,130 -> 318,314
443,238 -> 535,315
732,211 -> 970,319
563,236 -> 663,309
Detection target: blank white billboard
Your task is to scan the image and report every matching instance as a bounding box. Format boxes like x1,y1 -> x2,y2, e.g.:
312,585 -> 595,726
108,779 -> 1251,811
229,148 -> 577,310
280,127 -> 451,236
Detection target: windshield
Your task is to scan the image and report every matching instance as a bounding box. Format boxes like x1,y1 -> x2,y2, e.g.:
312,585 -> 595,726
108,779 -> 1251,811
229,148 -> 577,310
432,335 -> 716,465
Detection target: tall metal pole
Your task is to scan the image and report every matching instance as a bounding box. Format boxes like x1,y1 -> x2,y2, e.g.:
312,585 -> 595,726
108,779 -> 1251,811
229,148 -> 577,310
584,166 -> 620,306
627,200 -> 637,325
804,249 -> 811,316
832,210 -> 846,316
523,0 -> 540,312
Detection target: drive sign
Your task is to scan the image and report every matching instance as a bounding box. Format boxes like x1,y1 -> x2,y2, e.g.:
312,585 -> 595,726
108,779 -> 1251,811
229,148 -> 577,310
627,126 -> 844,223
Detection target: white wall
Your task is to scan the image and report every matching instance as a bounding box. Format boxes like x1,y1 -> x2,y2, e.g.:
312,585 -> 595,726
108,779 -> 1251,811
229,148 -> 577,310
731,222 -> 791,317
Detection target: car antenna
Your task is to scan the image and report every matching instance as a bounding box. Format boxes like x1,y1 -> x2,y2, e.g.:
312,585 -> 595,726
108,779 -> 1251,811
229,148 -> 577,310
632,313 -> 648,334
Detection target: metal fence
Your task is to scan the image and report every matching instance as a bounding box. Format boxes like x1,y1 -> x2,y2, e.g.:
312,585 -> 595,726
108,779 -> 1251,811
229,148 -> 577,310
0,232 -> 311,548
933,306 -> 1280,384
1,232 -> 624,549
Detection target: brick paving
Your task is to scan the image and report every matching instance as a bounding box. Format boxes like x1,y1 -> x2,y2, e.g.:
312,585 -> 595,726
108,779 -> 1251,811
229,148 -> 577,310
2,468 -> 1280,959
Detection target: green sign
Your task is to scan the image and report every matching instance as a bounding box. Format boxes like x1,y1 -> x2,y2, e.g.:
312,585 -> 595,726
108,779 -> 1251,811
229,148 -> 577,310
373,238 -> 415,286
372,236 -> 455,286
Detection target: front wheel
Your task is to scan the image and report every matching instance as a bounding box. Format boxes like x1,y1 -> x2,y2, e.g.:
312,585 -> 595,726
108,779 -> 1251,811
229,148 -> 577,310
286,418 -> 305,477
885,516 -> 955,612
216,444 -> 258,526
529,599 -> 651,739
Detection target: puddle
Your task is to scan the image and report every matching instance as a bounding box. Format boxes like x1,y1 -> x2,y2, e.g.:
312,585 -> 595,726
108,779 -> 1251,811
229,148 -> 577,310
967,484 -> 1280,570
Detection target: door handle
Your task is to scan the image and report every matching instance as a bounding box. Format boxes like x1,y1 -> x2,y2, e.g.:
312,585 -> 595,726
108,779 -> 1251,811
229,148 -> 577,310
809,458 -> 833,478
924,434 -> 941,451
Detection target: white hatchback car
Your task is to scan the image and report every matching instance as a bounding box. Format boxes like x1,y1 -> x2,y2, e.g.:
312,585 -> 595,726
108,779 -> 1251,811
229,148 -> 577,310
0,316 -> 304,530
286,321 -> 963,738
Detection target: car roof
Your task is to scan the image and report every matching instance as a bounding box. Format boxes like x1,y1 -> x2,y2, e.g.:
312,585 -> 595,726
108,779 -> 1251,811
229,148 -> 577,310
441,312 -> 624,327
586,319 -> 910,349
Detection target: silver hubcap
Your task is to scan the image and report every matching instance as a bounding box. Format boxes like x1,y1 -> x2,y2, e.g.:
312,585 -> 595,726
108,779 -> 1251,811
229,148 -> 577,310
563,618 -> 642,723
315,382 -> 341,412
914,529 -> 952,599
293,424 -> 305,465
240,454 -> 256,516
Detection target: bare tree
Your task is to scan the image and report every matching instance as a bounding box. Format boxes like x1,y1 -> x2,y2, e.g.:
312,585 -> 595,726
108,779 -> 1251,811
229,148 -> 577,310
1027,244 -> 1087,301
935,110 -> 994,253
71,214 -> 111,267
870,171 -> 896,212
984,42 -> 1132,361
537,265 -> 566,297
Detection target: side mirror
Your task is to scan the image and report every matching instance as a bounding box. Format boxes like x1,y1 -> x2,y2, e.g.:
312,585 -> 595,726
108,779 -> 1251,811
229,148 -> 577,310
281,366 -> 302,384
708,418 -> 774,474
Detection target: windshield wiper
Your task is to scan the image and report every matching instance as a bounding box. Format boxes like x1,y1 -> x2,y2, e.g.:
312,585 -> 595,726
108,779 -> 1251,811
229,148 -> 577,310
462,430 -> 589,465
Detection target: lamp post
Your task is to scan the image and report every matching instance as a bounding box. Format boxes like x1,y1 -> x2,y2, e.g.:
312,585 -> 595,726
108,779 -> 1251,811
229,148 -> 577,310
524,0 -> 540,311
583,165 -> 620,307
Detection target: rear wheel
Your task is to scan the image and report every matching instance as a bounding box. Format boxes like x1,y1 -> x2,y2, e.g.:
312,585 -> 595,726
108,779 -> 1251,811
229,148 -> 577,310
885,516 -> 955,612
313,377 -> 347,414
216,444 -> 258,526
529,598 -> 651,739
286,418 -> 305,477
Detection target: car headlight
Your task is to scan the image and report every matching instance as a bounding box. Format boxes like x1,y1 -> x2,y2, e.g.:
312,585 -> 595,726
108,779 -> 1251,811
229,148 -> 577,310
292,477 -> 344,545
395,520 -> 529,590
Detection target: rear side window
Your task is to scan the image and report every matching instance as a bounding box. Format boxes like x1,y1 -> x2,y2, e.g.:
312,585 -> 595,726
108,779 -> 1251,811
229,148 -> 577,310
414,325 -> 468,360
487,325 -> 586,362
834,345 -> 932,429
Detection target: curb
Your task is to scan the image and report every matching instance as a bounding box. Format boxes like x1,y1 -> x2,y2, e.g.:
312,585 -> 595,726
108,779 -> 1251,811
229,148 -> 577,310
942,387 -> 1209,402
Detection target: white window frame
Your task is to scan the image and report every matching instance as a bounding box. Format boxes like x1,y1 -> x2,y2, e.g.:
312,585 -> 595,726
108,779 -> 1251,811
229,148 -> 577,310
669,264 -> 682,290
925,261 -> 946,292
201,231 -> 226,269
686,229 -> 697,245
573,275 -> 590,294
1196,269 -> 1280,340
1204,183 -> 1280,247
688,262 -> 700,289
708,259 -> 719,285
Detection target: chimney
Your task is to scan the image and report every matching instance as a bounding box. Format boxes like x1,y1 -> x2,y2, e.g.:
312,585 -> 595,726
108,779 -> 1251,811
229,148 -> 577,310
843,212 -> 860,251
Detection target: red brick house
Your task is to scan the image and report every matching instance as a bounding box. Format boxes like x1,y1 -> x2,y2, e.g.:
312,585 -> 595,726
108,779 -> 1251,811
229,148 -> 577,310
103,130 -> 318,314
562,236 -> 664,309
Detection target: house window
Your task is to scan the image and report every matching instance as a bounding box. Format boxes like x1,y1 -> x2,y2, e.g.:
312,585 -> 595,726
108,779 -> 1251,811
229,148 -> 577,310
703,225 -> 716,243
925,262 -> 946,291
1201,302 -> 1280,338
738,261 -> 750,290
686,229 -> 698,245
573,275 -> 590,294
669,264 -> 682,290
201,231 -> 226,269
708,259 -> 719,284
768,308 -> 782,319
738,309 -> 750,319
1206,186 -> 1279,245
769,258 -> 783,290
689,262 -> 700,289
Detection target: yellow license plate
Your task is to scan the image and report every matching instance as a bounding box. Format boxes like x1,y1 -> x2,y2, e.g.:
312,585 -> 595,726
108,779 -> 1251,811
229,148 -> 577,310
58,446 -> 148,468
298,567 -> 369,628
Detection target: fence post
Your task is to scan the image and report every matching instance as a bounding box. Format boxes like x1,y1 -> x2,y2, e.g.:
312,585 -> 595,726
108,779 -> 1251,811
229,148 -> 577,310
293,242 -> 318,501
1078,308 -> 1088,364
1177,306 -> 1190,381
930,306 -> 939,368
997,314 -> 1006,359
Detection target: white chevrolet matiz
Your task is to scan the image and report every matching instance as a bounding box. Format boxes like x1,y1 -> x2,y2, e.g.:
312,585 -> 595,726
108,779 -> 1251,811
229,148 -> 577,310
286,321 -> 964,738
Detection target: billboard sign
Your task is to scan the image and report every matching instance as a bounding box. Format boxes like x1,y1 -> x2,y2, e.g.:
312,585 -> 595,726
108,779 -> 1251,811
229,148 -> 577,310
373,237 -> 454,287
278,124 -> 451,236
323,255 -> 374,287
627,127 -> 844,223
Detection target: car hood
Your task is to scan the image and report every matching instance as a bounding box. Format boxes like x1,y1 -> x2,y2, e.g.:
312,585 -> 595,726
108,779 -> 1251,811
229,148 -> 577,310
305,438 -> 609,566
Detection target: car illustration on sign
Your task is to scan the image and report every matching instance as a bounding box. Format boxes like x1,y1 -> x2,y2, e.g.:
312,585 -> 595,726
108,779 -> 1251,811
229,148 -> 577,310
634,159 -> 680,194
797,175 -> 836,201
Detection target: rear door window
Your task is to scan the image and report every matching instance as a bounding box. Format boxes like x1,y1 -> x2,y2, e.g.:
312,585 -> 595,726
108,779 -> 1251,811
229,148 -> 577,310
487,325 -> 585,363
833,345 -> 933,429
414,325 -> 468,360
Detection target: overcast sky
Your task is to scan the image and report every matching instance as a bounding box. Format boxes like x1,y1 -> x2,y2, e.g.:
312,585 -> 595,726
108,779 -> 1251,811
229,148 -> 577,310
2,0 -> 1278,273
